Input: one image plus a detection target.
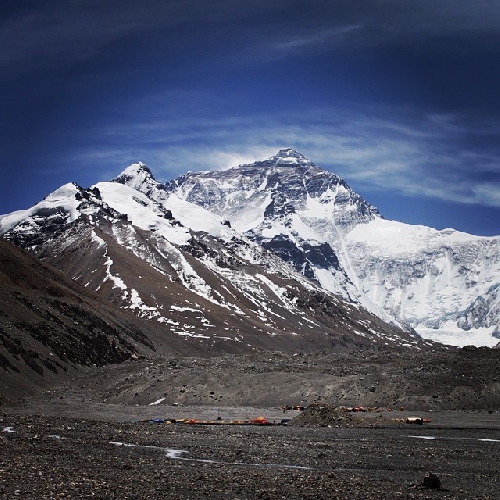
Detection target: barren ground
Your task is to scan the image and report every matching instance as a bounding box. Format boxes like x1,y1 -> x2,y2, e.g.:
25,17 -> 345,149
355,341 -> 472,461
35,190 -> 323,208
2,348 -> 500,499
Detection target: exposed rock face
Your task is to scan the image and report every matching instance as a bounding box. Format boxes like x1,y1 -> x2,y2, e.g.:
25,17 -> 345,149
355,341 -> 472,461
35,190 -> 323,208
163,149 -> 378,233
0,238 -> 159,402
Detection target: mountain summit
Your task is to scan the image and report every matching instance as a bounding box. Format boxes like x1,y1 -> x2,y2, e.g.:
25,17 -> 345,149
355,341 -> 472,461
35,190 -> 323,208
255,148 -> 315,167
113,161 -> 165,200
160,150 -> 500,347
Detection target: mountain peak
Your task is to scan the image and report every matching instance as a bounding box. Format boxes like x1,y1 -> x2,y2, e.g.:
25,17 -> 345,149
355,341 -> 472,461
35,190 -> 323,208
268,148 -> 314,167
113,162 -> 158,192
275,148 -> 306,158
115,161 -> 154,180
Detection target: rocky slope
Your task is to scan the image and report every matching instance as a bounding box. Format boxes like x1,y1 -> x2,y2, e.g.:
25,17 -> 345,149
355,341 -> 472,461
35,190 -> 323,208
0,238 -> 160,403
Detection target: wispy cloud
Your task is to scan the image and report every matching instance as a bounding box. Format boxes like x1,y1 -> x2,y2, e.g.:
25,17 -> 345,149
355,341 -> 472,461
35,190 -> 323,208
0,0 -> 262,74
473,184 -> 500,207
0,3 -> 136,71
56,97 -> 500,208
272,24 -> 364,53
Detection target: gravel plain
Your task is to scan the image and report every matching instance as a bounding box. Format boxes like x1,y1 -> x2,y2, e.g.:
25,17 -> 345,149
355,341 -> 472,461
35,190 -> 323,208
2,348 -> 500,499
1,408 -> 500,499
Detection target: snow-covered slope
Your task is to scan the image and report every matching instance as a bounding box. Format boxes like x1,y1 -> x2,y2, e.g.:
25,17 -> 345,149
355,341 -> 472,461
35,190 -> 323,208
157,149 -> 500,347
346,218 -> 500,346
1,167 -> 422,353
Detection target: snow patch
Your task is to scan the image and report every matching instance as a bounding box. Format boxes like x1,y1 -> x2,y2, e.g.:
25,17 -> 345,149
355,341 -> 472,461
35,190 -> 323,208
149,397 -> 166,406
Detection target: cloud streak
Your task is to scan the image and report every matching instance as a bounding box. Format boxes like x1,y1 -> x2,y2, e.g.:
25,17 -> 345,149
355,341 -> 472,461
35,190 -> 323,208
56,95 -> 500,209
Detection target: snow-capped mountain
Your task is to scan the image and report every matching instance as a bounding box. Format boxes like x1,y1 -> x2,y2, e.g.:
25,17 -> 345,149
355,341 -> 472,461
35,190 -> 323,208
1,163 -> 423,354
154,149 -> 499,347
2,148 -> 498,348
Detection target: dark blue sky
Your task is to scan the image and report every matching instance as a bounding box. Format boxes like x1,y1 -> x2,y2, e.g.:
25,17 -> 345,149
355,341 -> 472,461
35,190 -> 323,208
2,0 -> 500,235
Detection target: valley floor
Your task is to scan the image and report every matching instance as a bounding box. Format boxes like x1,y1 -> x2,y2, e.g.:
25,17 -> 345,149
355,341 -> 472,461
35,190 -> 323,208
1,404 -> 500,499
2,345 -> 500,500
